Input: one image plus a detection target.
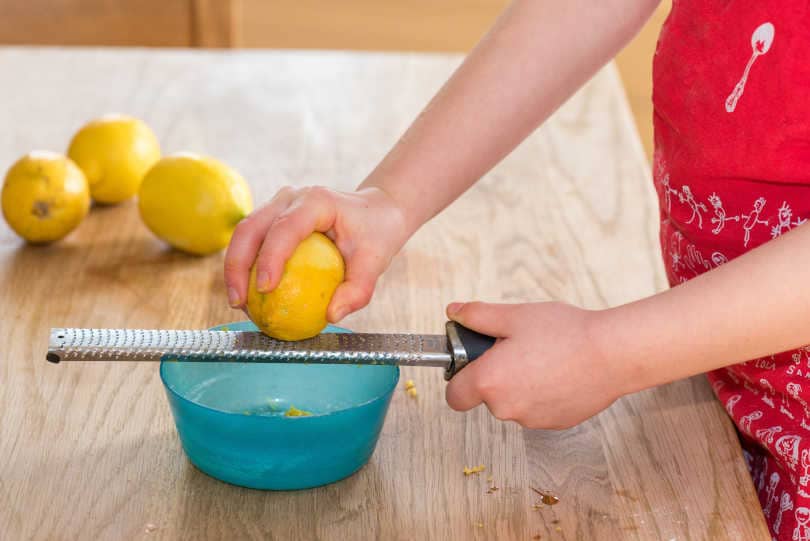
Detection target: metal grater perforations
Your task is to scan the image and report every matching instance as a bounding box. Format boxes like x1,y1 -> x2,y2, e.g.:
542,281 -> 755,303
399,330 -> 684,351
47,321 -> 497,380
48,328 -> 451,365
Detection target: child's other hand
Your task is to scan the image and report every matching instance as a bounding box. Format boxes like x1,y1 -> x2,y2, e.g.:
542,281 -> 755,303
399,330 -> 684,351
445,301 -> 624,429
224,186 -> 408,322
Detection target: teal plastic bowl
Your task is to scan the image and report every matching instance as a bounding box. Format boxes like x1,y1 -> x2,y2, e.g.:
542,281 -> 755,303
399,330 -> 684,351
160,321 -> 399,490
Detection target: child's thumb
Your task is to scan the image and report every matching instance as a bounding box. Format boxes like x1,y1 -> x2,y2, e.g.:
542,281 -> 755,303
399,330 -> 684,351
327,258 -> 382,323
446,301 -> 515,338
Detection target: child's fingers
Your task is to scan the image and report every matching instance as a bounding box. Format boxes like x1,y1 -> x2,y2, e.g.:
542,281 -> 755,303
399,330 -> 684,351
444,302 -> 516,413
445,345 -> 517,420
445,351 -> 493,411
224,188 -> 295,306
253,187 -> 337,293
445,301 -> 516,338
326,251 -> 385,322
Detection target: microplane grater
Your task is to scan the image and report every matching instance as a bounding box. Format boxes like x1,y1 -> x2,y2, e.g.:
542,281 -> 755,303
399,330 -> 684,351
47,321 -> 496,380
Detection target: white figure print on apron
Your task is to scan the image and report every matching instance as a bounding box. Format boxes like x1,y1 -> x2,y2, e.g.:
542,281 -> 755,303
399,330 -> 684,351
741,410 -> 764,434
776,492 -> 796,534
801,449 -> 810,489
795,507 -> 810,541
668,231 -> 728,278
767,471 -> 783,516
786,383 -> 810,418
660,174 -> 680,214
711,251 -> 729,266
772,202 -> 808,239
725,22 -> 775,113
677,185 -> 708,229
760,378 -> 776,408
777,435 -> 804,471
742,197 -> 770,247
726,394 -> 742,415
757,425 -> 784,445
745,379 -> 762,396
709,193 -> 740,234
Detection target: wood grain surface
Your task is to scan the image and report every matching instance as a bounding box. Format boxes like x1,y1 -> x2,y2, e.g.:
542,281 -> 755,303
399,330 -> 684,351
190,0 -> 238,48
0,0 -> 237,48
0,48 -> 769,540
0,0 -> 192,47
237,0 -> 508,52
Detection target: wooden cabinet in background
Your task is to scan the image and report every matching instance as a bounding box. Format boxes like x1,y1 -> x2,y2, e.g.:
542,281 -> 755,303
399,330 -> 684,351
0,0 -> 506,51
237,0 -> 508,51
0,0 -> 236,47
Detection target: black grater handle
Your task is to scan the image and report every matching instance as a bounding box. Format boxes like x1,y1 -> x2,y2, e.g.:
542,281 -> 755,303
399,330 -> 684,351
444,321 -> 497,380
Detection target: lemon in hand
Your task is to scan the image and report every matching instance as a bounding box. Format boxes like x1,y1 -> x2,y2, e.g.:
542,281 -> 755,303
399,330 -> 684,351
2,151 -> 90,243
67,114 -> 160,204
138,153 -> 253,255
247,232 -> 345,341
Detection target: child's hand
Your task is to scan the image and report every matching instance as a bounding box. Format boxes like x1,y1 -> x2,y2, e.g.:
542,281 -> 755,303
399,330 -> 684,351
224,186 -> 408,322
444,301 -> 624,429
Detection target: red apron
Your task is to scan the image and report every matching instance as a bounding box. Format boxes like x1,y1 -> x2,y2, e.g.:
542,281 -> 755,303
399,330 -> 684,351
653,1 -> 810,538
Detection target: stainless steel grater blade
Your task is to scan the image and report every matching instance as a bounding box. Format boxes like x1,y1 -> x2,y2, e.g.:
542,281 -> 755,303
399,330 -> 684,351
46,322 -> 497,379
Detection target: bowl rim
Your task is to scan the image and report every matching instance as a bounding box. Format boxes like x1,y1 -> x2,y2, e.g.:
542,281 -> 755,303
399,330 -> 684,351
159,321 -> 401,419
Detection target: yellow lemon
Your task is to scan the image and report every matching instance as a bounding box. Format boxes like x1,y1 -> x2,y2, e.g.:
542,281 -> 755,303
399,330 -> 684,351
67,114 -> 160,204
1,151 -> 90,243
247,233 -> 345,341
138,153 -> 253,255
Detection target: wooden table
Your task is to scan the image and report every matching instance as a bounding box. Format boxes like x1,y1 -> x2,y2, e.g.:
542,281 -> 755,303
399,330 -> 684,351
0,48 -> 769,540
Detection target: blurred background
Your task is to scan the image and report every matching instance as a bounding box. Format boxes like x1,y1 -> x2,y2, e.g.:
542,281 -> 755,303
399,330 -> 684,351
0,0 -> 671,161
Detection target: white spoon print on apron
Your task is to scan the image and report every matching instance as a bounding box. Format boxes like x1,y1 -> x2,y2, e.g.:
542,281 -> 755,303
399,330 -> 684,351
725,22 -> 774,113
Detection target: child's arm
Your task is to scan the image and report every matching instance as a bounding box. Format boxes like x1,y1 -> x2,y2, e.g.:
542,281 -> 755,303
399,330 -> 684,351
444,223 -> 810,429
362,0 -> 662,232
225,0 -> 661,317
608,223 -> 810,394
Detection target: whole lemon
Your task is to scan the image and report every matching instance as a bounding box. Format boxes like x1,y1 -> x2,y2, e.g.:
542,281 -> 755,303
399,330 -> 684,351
247,233 -> 345,341
138,153 -> 253,255
67,114 -> 160,204
1,151 -> 90,243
